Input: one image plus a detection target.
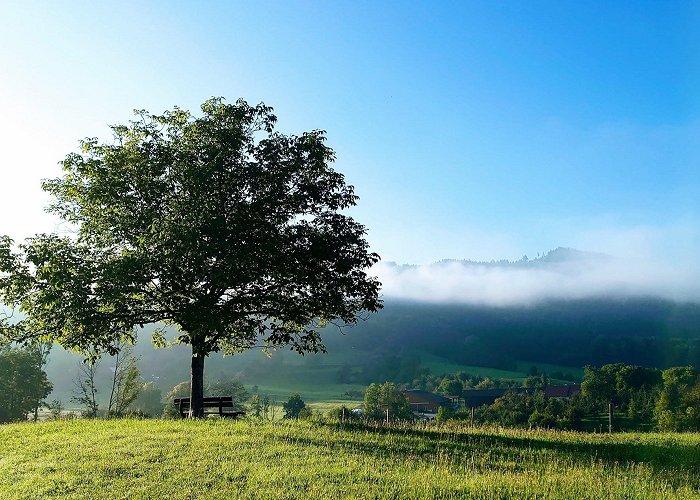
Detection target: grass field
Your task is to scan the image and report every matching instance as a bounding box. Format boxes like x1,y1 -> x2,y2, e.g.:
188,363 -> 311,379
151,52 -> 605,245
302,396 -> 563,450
245,382 -> 364,404
514,361 -> 584,380
418,353 -> 526,380
415,353 -> 583,382
1,419 -> 699,499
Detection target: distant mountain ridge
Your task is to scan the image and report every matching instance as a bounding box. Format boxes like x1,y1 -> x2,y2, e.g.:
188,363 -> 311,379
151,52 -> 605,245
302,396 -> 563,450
385,247 -> 611,269
373,246 -> 667,306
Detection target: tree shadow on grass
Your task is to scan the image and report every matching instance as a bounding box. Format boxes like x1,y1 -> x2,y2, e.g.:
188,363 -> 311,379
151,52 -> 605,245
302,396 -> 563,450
299,422 -> 700,488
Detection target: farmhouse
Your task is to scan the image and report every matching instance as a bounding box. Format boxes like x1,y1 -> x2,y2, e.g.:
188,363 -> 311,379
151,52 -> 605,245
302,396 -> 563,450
402,390 -> 455,415
544,384 -> 580,398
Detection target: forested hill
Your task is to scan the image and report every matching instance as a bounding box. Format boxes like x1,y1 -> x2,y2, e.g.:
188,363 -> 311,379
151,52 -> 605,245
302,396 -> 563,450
43,296 -> 700,402
329,298 -> 700,370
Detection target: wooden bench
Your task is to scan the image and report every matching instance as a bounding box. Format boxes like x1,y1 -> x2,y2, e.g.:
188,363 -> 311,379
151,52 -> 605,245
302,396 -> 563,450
173,396 -> 246,418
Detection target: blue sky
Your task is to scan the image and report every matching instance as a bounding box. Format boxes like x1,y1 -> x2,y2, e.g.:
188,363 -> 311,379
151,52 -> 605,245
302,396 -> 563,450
1,1 -> 698,264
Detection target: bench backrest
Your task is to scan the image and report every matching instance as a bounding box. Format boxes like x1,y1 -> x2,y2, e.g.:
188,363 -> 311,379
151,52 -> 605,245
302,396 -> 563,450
173,397 -> 235,408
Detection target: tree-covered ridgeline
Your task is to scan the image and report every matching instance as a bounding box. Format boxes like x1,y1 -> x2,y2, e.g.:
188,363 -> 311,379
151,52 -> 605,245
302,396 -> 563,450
321,300 -> 700,383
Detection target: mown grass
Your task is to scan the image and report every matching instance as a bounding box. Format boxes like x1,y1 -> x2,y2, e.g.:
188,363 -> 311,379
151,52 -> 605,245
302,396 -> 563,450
1,419 -> 699,499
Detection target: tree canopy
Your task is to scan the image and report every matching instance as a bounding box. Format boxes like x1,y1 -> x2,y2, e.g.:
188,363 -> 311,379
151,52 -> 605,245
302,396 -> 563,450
0,98 -> 382,416
0,345 -> 53,422
282,393 -> 307,419
363,382 -> 412,420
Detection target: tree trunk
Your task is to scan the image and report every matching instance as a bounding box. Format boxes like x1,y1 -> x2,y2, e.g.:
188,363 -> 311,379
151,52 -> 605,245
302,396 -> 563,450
190,345 -> 206,418
108,350 -> 120,416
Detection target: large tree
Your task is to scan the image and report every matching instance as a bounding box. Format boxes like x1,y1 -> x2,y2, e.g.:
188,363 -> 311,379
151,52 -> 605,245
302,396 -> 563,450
0,98 -> 382,417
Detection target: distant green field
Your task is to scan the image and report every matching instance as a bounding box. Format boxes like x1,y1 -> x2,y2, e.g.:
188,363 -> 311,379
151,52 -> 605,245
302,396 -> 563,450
418,352 -> 525,380
410,353 -> 582,382
1,419 -> 699,498
226,351 -> 565,404
249,382 -> 364,404
250,352 -> 584,405
514,361 -> 584,380
194,352 -> 587,409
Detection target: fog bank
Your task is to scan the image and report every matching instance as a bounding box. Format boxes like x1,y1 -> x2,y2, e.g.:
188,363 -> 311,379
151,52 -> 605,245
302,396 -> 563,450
374,247 -> 700,306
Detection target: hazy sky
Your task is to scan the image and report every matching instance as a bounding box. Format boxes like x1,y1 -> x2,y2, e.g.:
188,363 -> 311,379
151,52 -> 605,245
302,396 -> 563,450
1,1 -> 699,266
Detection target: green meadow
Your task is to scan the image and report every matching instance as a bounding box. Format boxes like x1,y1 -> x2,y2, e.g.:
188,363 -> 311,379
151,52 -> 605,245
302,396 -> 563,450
1,419 -> 699,499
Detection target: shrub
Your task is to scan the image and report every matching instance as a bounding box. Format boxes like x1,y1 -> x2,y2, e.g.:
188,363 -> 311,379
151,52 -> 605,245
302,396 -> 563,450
283,394 -> 307,419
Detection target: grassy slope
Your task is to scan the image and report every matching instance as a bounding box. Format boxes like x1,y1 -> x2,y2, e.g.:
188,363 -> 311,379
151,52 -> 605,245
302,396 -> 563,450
1,420 -> 699,499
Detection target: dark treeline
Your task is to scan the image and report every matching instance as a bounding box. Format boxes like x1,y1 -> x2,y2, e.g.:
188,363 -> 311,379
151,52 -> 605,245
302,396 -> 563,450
418,364 -> 700,432
340,364 -> 700,432
326,299 -> 700,381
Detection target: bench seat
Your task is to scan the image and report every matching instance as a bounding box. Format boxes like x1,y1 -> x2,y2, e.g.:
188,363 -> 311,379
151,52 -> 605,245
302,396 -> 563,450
173,396 -> 246,418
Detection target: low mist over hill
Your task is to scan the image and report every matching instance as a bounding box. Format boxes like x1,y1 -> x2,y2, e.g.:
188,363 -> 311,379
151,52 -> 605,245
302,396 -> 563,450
375,247 -> 700,305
